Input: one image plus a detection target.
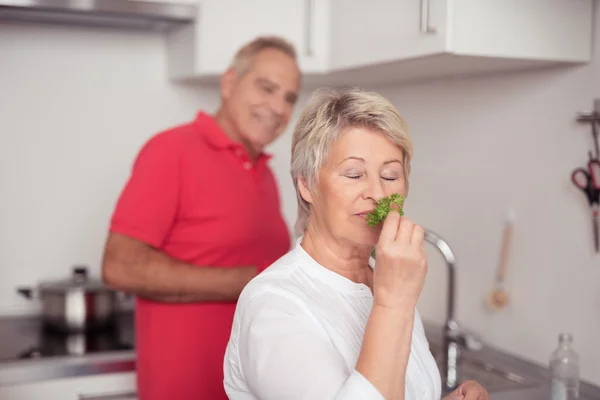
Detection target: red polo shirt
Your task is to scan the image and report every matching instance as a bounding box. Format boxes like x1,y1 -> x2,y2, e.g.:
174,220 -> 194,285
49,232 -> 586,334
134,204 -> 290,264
109,112 -> 291,400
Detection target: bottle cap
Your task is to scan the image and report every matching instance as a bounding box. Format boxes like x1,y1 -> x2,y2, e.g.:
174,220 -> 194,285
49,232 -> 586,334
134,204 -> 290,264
559,333 -> 573,343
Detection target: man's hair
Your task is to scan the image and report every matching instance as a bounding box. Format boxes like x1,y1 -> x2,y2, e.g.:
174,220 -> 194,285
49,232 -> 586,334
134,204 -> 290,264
229,36 -> 298,77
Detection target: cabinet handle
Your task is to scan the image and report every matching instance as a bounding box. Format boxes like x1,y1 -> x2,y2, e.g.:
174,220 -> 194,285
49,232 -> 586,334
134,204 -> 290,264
305,0 -> 314,56
78,391 -> 137,400
420,0 -> 436,34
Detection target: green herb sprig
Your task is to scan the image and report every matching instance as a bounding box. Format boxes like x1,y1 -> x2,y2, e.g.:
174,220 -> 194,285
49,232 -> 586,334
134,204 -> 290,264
365,193 -> 405,227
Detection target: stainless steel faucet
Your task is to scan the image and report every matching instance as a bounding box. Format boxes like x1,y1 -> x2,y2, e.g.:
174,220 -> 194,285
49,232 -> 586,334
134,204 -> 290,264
424,229 -> 483,392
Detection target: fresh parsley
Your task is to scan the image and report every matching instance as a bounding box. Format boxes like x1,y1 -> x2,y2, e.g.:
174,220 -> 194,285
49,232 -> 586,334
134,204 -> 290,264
365,193 -> 405,226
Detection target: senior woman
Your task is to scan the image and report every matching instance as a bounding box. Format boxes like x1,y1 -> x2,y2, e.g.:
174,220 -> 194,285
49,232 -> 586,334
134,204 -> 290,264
223,87 -> 488,400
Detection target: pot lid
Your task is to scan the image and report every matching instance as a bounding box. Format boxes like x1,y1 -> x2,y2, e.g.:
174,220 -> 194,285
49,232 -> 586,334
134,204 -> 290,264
39,266 -> 111,293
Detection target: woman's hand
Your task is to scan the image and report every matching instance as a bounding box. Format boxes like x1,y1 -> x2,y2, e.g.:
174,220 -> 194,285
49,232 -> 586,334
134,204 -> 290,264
443,380 -> 490,400
373,211 -> 427,309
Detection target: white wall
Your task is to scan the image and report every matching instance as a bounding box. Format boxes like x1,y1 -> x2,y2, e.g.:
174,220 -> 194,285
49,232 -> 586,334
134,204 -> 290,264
0,22 -> 220,314
376,64 -> 600,386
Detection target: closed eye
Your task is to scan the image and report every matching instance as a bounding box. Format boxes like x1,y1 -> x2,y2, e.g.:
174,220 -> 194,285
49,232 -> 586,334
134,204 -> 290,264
345,175 -> 397,181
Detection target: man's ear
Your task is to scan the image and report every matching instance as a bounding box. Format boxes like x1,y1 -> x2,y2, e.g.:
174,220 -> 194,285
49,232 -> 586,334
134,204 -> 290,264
220,68 -> 237,99
297,176 -> 314,204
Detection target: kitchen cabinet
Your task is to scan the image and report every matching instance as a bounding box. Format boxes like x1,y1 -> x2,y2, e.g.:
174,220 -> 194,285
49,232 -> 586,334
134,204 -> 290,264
325,0 -> 594,86
166,0 -> 329,82
0,372 -> 136,400
166,0 -> 593,87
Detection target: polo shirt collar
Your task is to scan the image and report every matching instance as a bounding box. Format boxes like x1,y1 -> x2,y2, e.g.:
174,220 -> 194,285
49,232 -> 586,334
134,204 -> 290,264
194,111 -> 273,161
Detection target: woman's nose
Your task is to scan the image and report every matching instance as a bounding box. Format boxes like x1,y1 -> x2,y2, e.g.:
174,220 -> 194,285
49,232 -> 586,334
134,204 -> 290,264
364,177 -> 385,202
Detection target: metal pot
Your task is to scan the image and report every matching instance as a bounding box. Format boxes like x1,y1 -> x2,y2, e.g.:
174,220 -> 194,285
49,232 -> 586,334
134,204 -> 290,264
17,266 -> 120,333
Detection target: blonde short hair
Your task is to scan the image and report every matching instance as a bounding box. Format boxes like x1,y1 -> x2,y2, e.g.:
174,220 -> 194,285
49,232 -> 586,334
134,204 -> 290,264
290,87 -> 414,234
230,35 -> 298,77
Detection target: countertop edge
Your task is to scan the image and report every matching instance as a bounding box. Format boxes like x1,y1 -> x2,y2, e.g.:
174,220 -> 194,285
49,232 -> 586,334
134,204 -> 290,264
2,319 -> 599,400
0,350 -> 136,387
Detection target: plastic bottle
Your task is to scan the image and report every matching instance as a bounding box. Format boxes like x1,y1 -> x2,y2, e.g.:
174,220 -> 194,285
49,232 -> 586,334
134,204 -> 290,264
549,333 -> 580,400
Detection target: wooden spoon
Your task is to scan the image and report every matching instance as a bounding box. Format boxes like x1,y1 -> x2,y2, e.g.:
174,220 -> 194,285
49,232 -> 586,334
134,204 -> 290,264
487,208 -> 515,311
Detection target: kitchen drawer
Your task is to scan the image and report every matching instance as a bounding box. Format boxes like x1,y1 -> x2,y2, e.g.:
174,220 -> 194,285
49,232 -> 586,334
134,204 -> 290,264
78,392 -> 137,400
0,372 -> 136,400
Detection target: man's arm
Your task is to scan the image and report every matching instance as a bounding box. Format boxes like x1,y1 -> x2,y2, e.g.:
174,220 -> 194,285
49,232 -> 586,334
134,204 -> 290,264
101,232 -> 258,303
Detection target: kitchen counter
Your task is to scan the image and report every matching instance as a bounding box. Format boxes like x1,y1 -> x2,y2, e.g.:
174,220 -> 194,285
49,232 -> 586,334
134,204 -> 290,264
423,320 -> 600,400
0,312 -> 597,399
0,312 -> 135,386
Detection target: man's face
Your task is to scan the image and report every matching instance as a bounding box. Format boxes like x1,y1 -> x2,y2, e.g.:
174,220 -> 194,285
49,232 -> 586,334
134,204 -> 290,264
222,48 -> 300,157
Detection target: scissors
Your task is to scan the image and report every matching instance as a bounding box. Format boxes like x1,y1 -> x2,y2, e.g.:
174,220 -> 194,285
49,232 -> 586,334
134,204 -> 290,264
571,159 -> 600,252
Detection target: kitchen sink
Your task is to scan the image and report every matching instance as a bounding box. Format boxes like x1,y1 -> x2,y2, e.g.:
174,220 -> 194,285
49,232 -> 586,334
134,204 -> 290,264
429,343 -> 540,394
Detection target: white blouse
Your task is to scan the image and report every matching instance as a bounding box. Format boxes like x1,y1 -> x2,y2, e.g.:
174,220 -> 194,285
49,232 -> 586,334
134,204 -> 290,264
223,238 -> 442,400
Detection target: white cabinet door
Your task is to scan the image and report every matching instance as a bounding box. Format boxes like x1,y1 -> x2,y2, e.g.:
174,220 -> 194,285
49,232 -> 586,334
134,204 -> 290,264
0,372 -> 136,400
322,0 -> 592,86
329,0 -> 592,71
75,372 -> 137,400
167,0 -> 329,81
449,0 -> 593,62
329,0 -> 448,70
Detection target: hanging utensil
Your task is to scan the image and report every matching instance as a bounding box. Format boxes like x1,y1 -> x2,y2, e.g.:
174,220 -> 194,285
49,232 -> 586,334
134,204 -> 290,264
486,208 -> 515,311
589,121 -> 599,161
577,99 -> 600,161
571,159 -> 600,253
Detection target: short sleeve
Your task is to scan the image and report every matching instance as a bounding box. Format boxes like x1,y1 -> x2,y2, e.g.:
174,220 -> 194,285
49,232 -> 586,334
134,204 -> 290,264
231,292 -> 384,400
109,133 -> 181,248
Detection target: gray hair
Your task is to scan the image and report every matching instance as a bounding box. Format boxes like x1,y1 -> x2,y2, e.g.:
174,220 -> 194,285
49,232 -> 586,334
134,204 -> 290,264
290,87 -> 414,234
229,35 -> 298,77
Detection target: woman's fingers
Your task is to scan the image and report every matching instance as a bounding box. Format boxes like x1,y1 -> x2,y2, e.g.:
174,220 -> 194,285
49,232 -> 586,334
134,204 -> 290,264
458,380 -> 489,400
396,216 -> 414,245
411,224 -> 424,248
378,209 -> 401,245
374,212 -> 428,308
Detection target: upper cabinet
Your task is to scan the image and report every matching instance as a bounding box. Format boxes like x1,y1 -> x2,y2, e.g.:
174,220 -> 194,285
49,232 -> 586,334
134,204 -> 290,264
324,0 -> 594,86
166,0 -> 594,86
166,0 -> 330,82
329,0 -> 451,71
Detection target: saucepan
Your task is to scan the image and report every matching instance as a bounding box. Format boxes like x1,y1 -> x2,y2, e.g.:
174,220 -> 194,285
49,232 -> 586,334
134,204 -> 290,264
17,266 -> 124,333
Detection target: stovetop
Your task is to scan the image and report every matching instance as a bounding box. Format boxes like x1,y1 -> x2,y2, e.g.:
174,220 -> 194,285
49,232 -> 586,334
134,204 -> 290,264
0,312 -> 134,361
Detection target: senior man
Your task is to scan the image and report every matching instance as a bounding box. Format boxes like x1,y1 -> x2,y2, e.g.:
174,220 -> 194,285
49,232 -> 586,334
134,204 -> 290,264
101,36 -> 301,400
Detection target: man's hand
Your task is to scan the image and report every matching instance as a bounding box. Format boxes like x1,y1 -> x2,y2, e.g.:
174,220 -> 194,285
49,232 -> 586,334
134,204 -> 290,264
443,380 -> 489,400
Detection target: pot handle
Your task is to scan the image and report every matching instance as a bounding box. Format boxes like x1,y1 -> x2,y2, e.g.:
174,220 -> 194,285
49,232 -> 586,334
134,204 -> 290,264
73,266 -> 89,282
17,287 -> 34,299
116,291 -> 134,303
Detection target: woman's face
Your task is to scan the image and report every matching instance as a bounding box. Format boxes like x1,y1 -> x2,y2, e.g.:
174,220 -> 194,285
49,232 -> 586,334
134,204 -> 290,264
300,127 -> 408,250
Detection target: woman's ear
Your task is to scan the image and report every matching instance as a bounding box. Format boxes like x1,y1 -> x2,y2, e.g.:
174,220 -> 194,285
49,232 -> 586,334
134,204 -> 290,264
297,176 -> 314,204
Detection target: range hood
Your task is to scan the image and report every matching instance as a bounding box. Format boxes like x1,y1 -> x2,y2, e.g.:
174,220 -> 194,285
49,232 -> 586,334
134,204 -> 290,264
0,0 -> 196,31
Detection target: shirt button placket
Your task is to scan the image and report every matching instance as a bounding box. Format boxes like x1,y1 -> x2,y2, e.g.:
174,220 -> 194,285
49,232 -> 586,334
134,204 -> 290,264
234,147 -> 252,170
